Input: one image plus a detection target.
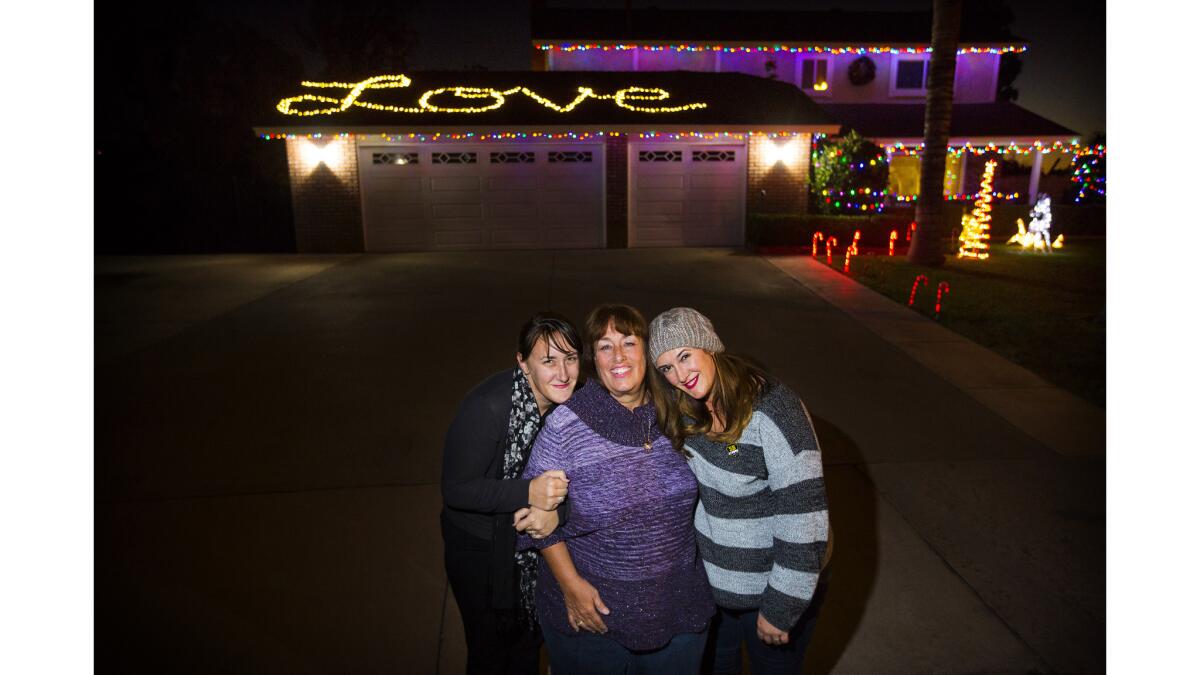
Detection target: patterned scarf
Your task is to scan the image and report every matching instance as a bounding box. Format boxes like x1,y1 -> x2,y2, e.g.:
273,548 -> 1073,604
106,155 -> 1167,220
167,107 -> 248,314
503,366 -> 543,626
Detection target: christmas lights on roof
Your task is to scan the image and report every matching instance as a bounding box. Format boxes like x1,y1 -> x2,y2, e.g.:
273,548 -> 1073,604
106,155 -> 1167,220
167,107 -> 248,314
535,43 -> 1026,56
275,74 -> 708,118
259,130 -> 809,142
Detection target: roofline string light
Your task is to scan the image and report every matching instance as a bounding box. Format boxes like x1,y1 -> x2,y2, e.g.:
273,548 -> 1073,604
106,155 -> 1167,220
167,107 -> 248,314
276,74 -> 707,117
884,140 -> 1090,157
535,43 -> 1027,56
259,130 -> 811,142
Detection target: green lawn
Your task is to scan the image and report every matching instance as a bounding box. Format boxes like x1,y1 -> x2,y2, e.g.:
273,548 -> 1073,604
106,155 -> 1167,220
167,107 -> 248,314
843,237 -> 1106,407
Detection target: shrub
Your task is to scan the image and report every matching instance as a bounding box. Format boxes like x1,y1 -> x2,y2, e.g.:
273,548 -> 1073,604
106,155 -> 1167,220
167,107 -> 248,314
810,131 -> 889,215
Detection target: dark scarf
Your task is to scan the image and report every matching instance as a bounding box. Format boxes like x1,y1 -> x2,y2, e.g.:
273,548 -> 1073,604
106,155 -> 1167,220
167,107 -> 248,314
495,367 -> 543,626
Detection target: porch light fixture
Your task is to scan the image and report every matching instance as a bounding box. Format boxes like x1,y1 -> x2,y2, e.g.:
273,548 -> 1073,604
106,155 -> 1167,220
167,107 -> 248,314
301,140 -> 343,172
763,138 -> 800,167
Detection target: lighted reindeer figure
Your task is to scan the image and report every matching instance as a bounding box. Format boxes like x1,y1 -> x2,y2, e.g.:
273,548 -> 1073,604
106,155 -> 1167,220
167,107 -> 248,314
1009,194 -> 1064,252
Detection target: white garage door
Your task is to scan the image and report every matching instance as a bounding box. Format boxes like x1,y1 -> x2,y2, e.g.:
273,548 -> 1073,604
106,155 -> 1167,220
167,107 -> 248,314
357,144 -> 604,251
629,143 -> 746,247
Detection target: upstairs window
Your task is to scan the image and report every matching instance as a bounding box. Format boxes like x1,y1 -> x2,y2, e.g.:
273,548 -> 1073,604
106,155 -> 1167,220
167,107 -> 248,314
799,58 -> 830,94
891,57 -> 930,95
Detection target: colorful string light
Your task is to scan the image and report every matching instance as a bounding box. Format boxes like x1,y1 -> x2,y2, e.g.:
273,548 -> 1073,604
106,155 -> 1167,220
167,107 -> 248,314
884,140 -> 1086,157
260,130 -> 809,142
1070,145 -> 1106,203
535,43 -> 1027,56
275,74 -> 708,118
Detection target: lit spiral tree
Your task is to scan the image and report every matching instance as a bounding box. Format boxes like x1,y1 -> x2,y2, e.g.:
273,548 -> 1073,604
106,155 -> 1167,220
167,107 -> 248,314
957,159 -> 997,260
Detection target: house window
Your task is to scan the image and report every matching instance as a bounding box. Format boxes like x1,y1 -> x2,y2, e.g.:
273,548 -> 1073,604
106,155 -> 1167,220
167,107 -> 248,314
799,58 -> 830,93
638,151 -> 682,162
891,58 -> 929,95
432,152 -> 477,164
548,151 -> 593,163
372,152 -> 418,165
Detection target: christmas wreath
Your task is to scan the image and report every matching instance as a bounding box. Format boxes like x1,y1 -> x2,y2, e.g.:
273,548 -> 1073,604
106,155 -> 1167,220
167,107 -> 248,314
848,56 -> 876,86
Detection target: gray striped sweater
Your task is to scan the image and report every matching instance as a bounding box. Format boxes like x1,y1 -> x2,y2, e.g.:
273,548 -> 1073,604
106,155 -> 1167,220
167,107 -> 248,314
684,380 -> 829,631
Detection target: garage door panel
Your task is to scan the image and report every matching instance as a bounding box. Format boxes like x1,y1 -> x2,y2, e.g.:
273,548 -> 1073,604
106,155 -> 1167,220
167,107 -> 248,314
488,202 -> 540,218
688,174 -> 740,189
541,200 -> 599,218
431,203 -> 483,220
487,176 -> 538,192
360,144 -> 603,251
630,143 -> 745,247
430,176 -> 481,192
637,174 -> 686,189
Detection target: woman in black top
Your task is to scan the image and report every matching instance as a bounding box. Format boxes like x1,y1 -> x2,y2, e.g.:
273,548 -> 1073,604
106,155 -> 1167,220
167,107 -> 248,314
441,311 -> 582,675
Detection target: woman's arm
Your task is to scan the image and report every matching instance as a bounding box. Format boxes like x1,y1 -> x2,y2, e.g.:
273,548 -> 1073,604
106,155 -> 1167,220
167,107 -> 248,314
541,543 -> 610,634
441,382 -> 566,513
758,389 -> 830,636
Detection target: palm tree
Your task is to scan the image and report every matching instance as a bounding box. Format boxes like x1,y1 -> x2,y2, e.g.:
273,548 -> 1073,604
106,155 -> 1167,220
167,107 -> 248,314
908,0 -> 964,266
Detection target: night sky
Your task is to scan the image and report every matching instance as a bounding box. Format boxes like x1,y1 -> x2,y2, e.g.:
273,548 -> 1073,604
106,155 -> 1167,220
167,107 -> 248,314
288,0 -> 1105,140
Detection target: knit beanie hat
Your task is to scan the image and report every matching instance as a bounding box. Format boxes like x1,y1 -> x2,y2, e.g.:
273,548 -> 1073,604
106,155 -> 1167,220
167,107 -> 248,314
649,307 -> 725,361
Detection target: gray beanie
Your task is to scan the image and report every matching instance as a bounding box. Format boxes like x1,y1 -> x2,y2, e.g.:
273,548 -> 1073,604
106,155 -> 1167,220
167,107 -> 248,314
649,307 -> 725,361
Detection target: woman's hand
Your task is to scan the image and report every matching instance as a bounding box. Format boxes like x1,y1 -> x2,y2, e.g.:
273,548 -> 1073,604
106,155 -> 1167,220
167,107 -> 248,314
513,507 -> 560,539
562,576 -> 610,634
528,469 -> 569,511
757,612 -> 790,646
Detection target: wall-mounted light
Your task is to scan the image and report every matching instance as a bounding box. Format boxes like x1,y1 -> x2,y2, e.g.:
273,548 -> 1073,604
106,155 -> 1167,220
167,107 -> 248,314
300,140 -> 343,172
763,138 -> 800,167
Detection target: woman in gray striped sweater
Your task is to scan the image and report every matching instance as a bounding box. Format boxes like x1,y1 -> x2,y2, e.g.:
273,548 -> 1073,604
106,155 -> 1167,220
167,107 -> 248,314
649,307 -> 832,675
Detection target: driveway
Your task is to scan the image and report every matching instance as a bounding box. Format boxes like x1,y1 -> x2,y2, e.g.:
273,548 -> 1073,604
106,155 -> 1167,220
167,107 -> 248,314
95,250 -> 1103,674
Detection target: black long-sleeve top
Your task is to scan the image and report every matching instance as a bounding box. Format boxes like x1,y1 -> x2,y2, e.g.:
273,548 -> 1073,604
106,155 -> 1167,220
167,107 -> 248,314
441,369 -> 532,540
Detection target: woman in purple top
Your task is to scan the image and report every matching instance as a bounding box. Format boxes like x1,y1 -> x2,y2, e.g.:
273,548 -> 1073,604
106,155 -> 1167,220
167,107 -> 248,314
517,304 -> 714,674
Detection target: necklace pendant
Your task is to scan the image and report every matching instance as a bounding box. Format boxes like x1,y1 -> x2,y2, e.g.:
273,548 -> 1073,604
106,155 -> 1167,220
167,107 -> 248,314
643,441 -> 652,451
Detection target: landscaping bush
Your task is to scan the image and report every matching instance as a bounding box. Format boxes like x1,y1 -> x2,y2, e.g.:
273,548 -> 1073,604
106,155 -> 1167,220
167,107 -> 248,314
810,131 -> 889,215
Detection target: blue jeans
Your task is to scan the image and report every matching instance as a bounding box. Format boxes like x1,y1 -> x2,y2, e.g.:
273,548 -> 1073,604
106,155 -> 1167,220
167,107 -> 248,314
706,574 -> 830,675
542,624 -> 709,675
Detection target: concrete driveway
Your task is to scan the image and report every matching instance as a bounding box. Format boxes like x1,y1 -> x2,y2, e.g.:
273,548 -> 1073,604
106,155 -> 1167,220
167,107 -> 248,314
95,250 -> 1103,674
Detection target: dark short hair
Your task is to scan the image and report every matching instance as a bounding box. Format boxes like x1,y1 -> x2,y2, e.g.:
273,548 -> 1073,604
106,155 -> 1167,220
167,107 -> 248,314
582,304 -> 649,363
517,311 -> 582,361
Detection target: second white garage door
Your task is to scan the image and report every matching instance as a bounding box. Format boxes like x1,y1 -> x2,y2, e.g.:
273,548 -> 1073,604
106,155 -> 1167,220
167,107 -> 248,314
357,144 -> 605,251
629,144 -> 746,247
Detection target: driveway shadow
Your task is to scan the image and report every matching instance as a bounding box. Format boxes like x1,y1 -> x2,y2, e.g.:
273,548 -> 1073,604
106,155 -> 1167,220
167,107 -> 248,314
803,415 -> 878,675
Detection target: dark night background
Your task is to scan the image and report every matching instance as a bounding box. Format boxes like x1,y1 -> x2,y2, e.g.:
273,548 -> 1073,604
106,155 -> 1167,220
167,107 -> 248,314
95,0 -> 1105,254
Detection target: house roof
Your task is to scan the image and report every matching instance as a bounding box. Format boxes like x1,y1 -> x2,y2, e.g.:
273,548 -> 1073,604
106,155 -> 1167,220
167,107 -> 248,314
255,71 -> 839,133
819,103 -> 1078,143
531,8 -> 1025,45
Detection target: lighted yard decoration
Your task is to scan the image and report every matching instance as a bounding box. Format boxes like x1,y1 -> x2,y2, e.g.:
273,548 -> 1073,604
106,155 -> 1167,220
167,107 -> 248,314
889,230 -> 898,256
909,275 -> 928,306
935,282 -> 950,320
1008,194 -> 1064,252
957,160 -> 998,260
826,237 -> 838,265
812,232 -> 824,257
842,230 -> 861,273
276,74 -> 707,117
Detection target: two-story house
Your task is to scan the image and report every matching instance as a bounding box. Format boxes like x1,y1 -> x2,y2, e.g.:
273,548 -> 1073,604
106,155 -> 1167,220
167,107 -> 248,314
256,7 -> 1078,253
533,7 -> 1079,203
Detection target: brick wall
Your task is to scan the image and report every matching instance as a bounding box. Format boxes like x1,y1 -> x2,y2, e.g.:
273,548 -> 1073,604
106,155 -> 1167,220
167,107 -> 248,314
747,134 -> 812,215
285,138 -> 364,253
605,134 -> 629,248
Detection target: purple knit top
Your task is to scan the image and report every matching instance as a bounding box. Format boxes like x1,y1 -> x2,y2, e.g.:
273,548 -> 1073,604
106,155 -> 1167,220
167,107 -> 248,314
517,380 -> 714,651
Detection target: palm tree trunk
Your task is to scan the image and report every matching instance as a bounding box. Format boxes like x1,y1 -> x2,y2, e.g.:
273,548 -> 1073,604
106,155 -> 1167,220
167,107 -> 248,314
908,0 -> 964,266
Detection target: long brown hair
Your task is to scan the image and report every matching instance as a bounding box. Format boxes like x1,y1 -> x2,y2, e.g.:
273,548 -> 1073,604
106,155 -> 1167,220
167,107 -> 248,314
652,351 -> 768,455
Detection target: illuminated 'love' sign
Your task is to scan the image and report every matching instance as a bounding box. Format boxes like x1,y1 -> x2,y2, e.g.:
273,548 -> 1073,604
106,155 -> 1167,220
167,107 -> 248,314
276,74 -> 708,117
